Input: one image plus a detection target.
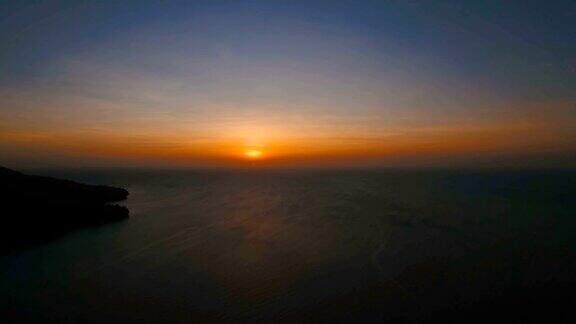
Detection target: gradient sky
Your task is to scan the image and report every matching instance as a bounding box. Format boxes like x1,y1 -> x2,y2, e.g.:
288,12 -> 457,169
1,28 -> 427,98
1,0 -> 575,168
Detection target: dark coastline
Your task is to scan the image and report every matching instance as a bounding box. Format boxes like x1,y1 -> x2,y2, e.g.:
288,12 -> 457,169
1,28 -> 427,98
0,166 -> 129,254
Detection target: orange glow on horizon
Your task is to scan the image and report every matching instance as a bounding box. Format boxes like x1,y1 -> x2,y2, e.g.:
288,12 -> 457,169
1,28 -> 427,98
244,149 -> 264,160
1,110 -> 574,168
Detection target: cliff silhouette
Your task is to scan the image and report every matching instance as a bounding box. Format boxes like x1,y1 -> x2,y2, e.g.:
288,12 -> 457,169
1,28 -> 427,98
0,166 -> 129,254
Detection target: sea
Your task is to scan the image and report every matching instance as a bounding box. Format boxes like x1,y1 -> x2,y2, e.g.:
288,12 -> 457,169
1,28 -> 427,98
1,168 -> 575,322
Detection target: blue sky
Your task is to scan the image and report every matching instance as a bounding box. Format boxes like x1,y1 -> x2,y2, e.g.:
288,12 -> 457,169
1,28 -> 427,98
0,0 -> 574,167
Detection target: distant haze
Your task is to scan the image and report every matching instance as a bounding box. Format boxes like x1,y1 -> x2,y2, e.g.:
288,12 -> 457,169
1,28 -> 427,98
1,1 -> 575,168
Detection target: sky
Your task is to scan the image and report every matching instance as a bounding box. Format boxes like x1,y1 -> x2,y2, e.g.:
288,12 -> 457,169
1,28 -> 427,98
1,0 -> 575,168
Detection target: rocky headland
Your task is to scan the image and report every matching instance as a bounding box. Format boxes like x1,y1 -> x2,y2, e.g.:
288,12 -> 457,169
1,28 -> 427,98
0,166 -> 129,254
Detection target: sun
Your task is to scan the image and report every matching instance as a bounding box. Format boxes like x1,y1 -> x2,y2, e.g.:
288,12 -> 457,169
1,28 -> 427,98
244,149 -> 264,160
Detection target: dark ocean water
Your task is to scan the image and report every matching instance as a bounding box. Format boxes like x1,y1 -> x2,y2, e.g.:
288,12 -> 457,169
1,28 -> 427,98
1,169 -> 575,322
